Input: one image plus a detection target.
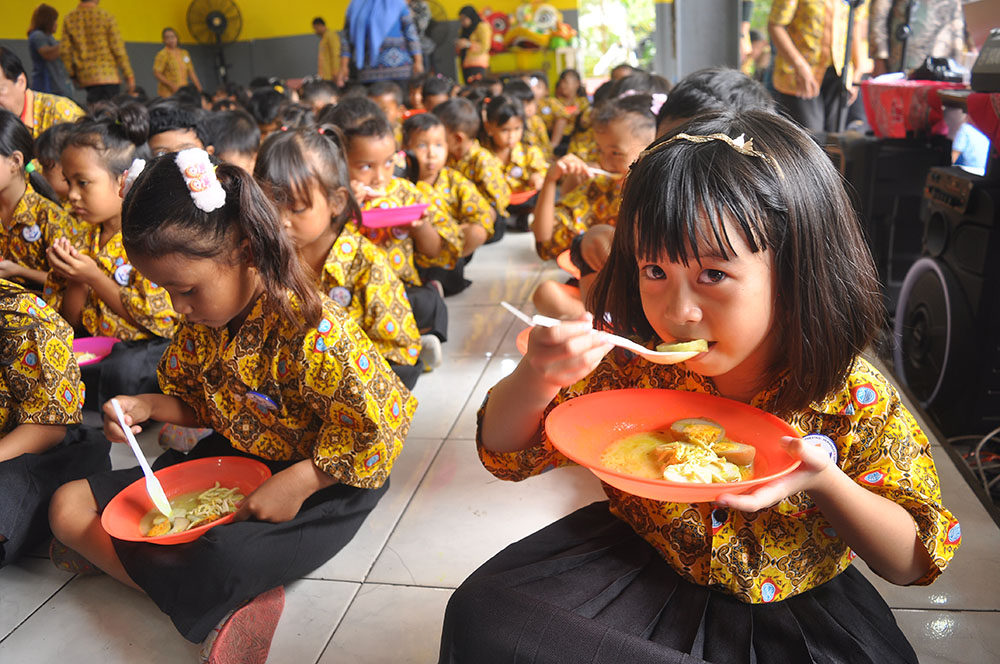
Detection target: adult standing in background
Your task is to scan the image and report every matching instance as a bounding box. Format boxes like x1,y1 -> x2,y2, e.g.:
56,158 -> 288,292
338,0 -> 424,87
313,17 -> 340,81
768,0 -> 865,133
455,6 -> 491,84
152,28 -> 201,99
869,0 -> 966,75
0,48 -> 83,140
61,0 -> 134,104
27,4 -> 72,97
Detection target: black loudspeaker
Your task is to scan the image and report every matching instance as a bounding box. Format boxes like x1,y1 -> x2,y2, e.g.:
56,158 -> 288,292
893,167 -> 1000,437
825,135 -> 953,317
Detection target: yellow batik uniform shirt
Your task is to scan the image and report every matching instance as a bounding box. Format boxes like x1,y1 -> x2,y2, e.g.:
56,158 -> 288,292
0,280 -> 82,434
538,96 -> 569,134
353,177 -> 463,287
1,180 -> 79,278
535,174 -> 623,261
152,47 -> 196,98
448,140 -> 511,216
568,106 -> 601,164
61,4 -> 133,87
523,114 -> 552,158
478,352 -> 959,604
417,167 -> 495,240
317,226 -> 421,367
769,0 -> 864,97
42,227 -> 178,341
27,91 -> 84,140
159,290 -> 417,488
490,142 -> 547,193
317,29 -> 340,80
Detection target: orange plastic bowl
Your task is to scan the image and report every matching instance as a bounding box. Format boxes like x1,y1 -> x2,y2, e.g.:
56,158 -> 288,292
545,389 -> 800,502
509,189 -> 538,206
101,457 -> 271,545
555,249 -> 581,280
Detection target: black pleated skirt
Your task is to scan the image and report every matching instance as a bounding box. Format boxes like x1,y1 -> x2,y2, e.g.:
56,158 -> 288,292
87,434 -> 388,643
405,283 -> 449,341
0,426 -> 110,566
80,337 -> 171,411
439,502 -> 918,664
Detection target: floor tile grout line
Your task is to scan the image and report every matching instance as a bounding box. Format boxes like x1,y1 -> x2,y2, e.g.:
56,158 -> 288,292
0,572 -> 78,644
310,581 -> 362,664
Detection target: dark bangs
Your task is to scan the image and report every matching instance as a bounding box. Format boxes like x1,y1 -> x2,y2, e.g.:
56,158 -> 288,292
590,110 -> 884,415
255,130 -> 317,209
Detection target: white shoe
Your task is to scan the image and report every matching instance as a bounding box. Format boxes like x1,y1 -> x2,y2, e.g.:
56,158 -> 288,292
419,334 -> 443,370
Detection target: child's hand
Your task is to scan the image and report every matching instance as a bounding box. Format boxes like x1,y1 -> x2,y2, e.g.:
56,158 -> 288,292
350,179 -> 369,203
47,238 -> 98,283
545,154 -> 592,184
232,470 -> 309,523
0,260 -> 23,279
102,395 -> 153,441
529,172 -> 545,190
715,436 -> 836,512
409,205 -> 434,230
580,224 -> 615,271
522,312 -> 614,389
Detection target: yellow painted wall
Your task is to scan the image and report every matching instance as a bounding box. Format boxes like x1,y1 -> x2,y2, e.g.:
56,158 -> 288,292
3,0 -> 578,42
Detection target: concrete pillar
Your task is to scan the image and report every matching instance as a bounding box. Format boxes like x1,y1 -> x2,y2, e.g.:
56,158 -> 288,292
653,0 -> 741,82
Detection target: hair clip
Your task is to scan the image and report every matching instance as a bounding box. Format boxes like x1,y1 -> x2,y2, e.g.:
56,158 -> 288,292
650,93 -> 667,116
121,158 -> 146,197
318,127 -> 326,135
175,148 -> 225,212
275,84 -> 285,94
25,161 -> 36,174
639,132 -> 782,176
280,125 -> 289,132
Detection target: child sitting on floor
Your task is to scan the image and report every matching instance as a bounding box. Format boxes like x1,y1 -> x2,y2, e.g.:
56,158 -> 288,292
49,149 -> 417,664
481,95 -> 547,232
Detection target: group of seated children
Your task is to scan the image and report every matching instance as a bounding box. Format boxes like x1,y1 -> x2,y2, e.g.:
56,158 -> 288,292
0,49 -> 960,664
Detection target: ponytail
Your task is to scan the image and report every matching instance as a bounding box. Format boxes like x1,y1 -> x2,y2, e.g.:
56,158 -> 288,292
65,101 -> 150,176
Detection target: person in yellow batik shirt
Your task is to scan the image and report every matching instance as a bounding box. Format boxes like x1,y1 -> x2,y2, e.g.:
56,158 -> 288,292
435,97 -> 512,238
480,95 -> 546,232
255,124 -> 424,389
456,6 -> 491,84
328,97 -> 460,370
531,94 -> 656,320
404,112 -> 496,296
0,48 -> 83,141
49,149 -> 416,663
504,79 -> 553,158
441,111 -> 958,664
0,280 -> 109,568
152,28 -> 201,99
313,17 -> 341,80
61,0 -> 135,104
769,0 -> 867,132
0,110 -> 80,288
43,108 -> 178,409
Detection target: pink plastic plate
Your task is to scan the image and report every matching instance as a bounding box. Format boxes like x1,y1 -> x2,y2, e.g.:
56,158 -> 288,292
73,336 -> 120,366
361,203 -> 429,228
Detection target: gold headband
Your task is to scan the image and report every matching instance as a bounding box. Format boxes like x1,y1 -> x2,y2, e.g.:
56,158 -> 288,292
639,132 -> 782,175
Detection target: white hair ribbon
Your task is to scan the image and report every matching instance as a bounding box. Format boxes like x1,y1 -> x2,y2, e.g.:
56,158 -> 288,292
175,148 -> 225,212
121,158 -> 146,198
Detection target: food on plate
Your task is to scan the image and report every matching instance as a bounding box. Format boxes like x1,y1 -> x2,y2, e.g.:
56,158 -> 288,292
600,417 -> 755,484
74,351 -> 99,363
141,482 -> 245,537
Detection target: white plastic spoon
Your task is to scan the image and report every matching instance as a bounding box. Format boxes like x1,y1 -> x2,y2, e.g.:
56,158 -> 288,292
111,398 -> 173,519
499,301 -> 704,365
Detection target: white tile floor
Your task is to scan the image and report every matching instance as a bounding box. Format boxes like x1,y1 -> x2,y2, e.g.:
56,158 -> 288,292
2,231 -> 998,663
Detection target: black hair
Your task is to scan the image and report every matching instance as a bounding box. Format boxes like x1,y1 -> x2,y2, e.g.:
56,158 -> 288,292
433,97 -> 480,136
749,29 -> 764,43
656,67 -> 775,129
0,47 -> 26,83
421,75 -> 453,101
275,102 -> 315,130
255,124 -> 361,237
63,102 -> 150,176
148,100 -> 209,146
247,88 -> 286,126
0,109 -> 58,203
172,84 -> 203,109
457,85 -> 488,107
608,72 -> 672,98
122,153 -> 322,328
205,109 -> 261,158
313,17 -> 325,26
407,74 -> 427,92
368,80 -> 403,105
482,94 -> 524,128
592,93 -> 657,134
590,110 -> 883,416
591,80 -> 615,106
401,111 -> 444,146
299,80 -> 340,107
321,97 -> 393,147
502,79 -> 535,106
610,63 -> 639,78
34,121 -> 75,168
211,98 -> 237,112
556,68 -> 586,98
459,6 -> 481,37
